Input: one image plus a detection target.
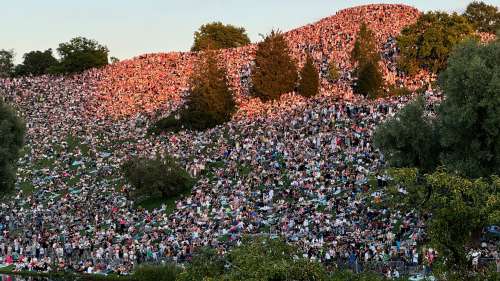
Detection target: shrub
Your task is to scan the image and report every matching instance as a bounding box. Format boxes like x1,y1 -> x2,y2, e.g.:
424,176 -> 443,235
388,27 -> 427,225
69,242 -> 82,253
132,264 -> 181,281
122,155 -> 194,200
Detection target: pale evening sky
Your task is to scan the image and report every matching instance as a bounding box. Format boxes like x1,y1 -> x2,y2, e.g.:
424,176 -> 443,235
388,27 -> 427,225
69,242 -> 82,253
2,0 -> 499,63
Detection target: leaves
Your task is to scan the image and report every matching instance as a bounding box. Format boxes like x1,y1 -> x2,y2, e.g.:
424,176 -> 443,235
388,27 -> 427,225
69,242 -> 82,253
397,12 -> 474,74
192,22 -> 251,51
298,54 -> 319,98
251,30 -> 298,101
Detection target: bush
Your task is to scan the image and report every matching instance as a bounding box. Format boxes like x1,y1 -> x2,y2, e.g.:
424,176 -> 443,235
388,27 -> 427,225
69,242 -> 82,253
0,100 -> 26,192
132,264 -> 181,281
121,155 -> 194,200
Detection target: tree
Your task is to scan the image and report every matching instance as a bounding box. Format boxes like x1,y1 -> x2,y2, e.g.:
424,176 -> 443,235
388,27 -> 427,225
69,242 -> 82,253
51,36 -> 109,74
351,22 -> 379,66
375,39 -> 500,178
297,54 -> 319,98
15,49 -> 58,76
463,1 -> 500,34
354,60 -> 384,99
251,30 -> 298,101
182,51 -> 236,130
121,155 -> 194,199
385,169 -> 499,275
437,39 -> 500,178
374,97 -> 440,172
351,23 -> 384,98
0,49 -> 14,78
397,12 -> 474,74
0,100 -> 26,192
191,22 -> 251,51
110,56 -> 120,64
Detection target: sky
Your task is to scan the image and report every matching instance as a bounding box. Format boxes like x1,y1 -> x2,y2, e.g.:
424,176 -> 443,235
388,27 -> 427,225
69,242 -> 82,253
2,0 -> 499,63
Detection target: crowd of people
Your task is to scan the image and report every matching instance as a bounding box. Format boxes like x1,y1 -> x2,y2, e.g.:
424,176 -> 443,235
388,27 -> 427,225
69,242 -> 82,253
0,3 -> 497,277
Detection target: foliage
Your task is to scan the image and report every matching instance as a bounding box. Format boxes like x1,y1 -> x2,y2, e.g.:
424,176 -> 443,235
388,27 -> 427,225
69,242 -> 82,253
386,169 -> 500,274
191,22 -> 251,51
397,12 -> 474,74
251,30 -> 298,101
121,155 -> 194,200
182,51 -> 236,129
151,51 -> 235,133
0,100 -> 26,192
0,49 -> 14,78
298,54 -> 320,98
132,264 -> 181,281
224,236 -> 328,281
463,1 -> 500,34
327,61 -> 341,82
354,60 -> 384,99
374,97 -> 440,172
14,49 -> 58,76
110,56 -> 120,64
179,248 -> 225,281
375,39 -> 500,178
51,36 -> 109,74
437,39 -> 500,178
351,23 -> 384,99
351,23 -> 379,66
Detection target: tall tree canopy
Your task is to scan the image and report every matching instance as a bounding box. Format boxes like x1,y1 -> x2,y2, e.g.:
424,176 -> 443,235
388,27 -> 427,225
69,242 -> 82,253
397,12 -> 474,75
351,22 -> 379,66
351,23 -> 384,99
151,51 -> 235,133
0,100 -> 26,192
463,1 -> 500,34
298,54 -> 319,98
385,169 -> 499,276
0,49 -> 14,78
437,39 -> 500,178
191,22 -> 251,51
251,30 -> 298,101
182,51 -> 236,130
51,37 -> 109,74
15,49 -> 58,76
375,39 -> 500,179
374,97 -> 440,172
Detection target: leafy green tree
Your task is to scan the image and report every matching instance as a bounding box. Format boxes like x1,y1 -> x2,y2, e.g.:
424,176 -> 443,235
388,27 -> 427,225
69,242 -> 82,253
110,56 -> 120,64
0,49 -> 14,78
0,100 -> 26,192
182,51 -> 236,130
121,155 -> 194,199
354,60 -> 384,99
397,12 -> 474,74
51,36 -> 109,74
437,39 -> 500,178
351,22 -> 379,66
463,1 -> 500,34
351,23 -> 384,98
15,49 -> 58,76
191,22 -> 251,51
251,30 -> 298,101
386,169 -> 500,275
374,97 -> 440,172
132,264 -> 181,281
298,54 -> 319,98
377,39 -> 499,178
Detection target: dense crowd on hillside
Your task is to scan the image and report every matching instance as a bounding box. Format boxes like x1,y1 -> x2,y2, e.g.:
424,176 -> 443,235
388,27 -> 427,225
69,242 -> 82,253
0,4 -> 498,277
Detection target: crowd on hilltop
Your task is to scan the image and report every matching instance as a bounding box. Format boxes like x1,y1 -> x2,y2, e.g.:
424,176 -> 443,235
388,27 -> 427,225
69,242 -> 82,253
90,4 -> 421,119
0,4 -> 498,277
